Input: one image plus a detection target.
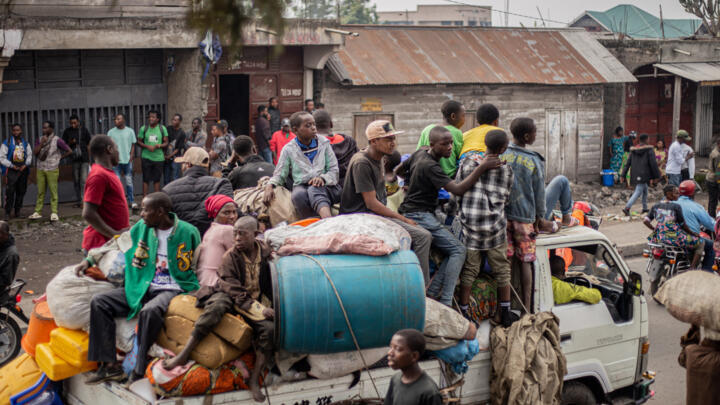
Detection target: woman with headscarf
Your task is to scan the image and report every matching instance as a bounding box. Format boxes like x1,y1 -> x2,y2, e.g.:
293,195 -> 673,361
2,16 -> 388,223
195,195 -> 238,287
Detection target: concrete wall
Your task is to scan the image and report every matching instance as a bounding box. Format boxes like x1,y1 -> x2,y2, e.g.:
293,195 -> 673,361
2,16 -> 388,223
165,48 -> 208,132
320,81 -> 605,182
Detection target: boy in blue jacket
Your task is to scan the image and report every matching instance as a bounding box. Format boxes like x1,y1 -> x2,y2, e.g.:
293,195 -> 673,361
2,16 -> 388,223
501,118 -> 557,312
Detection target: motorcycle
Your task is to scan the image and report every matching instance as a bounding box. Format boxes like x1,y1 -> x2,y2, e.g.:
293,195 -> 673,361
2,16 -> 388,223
643,243 -> 692,300
0,279 -> 29,367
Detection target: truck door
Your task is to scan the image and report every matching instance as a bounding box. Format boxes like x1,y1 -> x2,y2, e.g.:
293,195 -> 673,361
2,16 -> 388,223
539,242 -> 641,393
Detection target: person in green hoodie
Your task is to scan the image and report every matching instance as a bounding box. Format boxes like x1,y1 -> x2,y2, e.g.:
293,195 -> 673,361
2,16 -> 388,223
84,192 -> 201,385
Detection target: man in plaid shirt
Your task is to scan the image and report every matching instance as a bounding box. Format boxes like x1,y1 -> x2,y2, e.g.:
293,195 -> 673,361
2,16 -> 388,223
456,129 -> 514,327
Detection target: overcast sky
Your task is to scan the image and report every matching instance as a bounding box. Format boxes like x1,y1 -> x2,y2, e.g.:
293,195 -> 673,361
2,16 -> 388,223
371,0 -> 700,27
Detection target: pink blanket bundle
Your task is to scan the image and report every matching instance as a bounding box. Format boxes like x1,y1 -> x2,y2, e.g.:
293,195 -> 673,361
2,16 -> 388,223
277,234 -> 395,256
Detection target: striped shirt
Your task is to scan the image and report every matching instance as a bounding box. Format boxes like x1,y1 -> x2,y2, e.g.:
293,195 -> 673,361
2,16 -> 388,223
456,154 -> 514,250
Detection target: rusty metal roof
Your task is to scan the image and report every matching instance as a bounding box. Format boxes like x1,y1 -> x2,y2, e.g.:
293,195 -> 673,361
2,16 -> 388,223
331,26 -> 636,86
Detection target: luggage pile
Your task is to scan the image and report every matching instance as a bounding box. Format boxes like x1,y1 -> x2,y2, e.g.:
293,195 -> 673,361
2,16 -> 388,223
0,215 -> 485,402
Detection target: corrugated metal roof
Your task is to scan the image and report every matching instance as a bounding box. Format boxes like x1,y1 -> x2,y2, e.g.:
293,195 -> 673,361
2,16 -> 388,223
582,5 -> 701,39
332,26 -> 636,86
655,62 -> 720,84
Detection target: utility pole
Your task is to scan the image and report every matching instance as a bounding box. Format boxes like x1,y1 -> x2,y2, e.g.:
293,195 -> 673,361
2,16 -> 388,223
659,5 -> 666,40
505,0 -> 509,26
337,0 -> 341,23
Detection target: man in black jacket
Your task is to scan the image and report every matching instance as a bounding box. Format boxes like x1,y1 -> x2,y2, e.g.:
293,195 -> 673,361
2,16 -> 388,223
223,136 -> 275,190
62,114 -> 93,206
621,133 -> 661,216
254,106 -> 273,164
0,221 -> 19,292
163,147 -> 233,235
268,97 -> 282,134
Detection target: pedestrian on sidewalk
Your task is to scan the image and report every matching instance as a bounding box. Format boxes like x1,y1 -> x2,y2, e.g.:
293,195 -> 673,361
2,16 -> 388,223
621,133 -> 661,216
666,130 -> 693,186
62,114 -> 92,207
81,135 -> 130,253
30,121 -> 72,221
607,126 -> 625,178
165,113 -> 187,185
655,139 -> 668,183
268,97 -> 282,133
186,118 -> 207,149
107,113 -> 137,209
137,110 -> 168,198
0,124 -> 32,219
269,118 -> 294,165
254,106 -> 273,164
707,137 -> 720,217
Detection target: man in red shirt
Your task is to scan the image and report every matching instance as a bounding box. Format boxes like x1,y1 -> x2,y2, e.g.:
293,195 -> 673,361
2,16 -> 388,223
269,118 -> 295,165
81,135 -> 130,252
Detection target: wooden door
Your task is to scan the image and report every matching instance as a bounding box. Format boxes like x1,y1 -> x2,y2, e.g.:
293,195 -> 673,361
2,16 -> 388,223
545,110 -> 562,179
353,113 -> 395,149
563,110 -> 578,181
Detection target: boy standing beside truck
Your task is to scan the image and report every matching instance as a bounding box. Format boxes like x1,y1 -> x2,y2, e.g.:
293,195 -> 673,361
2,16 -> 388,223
385,329 -> 443,405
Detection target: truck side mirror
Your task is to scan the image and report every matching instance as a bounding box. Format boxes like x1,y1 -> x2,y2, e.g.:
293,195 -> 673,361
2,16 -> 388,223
628,272 -> 643,296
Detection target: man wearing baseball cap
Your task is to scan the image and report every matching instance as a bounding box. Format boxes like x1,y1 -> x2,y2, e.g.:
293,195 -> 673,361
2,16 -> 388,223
163,147 -> 232,236
339,120 -> 432,282
666,130 -> 693,186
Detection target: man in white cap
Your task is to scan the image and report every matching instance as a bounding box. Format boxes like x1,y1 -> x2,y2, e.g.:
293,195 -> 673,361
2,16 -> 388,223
339,120 -> 432,282
163,147 -> 232,236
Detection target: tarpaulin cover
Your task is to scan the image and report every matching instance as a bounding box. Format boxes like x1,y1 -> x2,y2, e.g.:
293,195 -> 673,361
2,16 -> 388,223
490,312 -> 567,405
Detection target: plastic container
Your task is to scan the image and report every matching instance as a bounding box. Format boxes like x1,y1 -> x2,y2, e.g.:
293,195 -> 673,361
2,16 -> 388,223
601,169 -> 615,187
273,250 -> 426,353
34,343 -> 96,381
0,353 -> 43,405
9,373 -> 62,405
21,302 -> 57,357
48,328 -> 93,369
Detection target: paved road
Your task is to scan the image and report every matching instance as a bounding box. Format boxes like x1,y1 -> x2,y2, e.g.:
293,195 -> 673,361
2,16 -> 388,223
626,257 -> 687,405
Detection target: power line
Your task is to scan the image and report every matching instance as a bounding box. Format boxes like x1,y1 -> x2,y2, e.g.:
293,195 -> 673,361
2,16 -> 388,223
442,0 -> 570,26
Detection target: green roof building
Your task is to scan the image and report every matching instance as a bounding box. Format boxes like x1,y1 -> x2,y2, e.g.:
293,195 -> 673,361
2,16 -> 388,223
569,4 -> 703,39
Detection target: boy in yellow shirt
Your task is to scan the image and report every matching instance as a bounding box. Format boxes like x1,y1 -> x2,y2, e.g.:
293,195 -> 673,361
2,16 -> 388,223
459,103 -> 502,161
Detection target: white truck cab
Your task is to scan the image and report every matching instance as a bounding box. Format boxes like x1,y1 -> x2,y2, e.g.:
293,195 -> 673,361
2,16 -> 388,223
65,227 -> 653,405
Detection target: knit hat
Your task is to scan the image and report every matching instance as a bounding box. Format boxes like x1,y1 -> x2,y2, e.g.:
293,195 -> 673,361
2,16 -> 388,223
204,195 -> 236,218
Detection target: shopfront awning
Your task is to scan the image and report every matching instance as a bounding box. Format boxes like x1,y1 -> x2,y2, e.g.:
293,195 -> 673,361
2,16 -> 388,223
654,62 -> 720,86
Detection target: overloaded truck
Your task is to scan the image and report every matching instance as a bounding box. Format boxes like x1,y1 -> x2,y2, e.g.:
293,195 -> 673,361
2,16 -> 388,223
63,226 -> 653,405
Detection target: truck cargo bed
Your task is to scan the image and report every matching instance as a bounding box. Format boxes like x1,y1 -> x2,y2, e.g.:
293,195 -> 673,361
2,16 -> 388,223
64,353 -> 492,405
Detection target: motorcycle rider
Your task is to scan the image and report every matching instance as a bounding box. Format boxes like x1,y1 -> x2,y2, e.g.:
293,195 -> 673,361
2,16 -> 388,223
675,180 -> 715,271
0,221 -> 19,293
643,184 -> 704,269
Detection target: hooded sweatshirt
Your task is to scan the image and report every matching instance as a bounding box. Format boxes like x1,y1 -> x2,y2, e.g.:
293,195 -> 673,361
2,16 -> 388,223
621,144 -> 661,186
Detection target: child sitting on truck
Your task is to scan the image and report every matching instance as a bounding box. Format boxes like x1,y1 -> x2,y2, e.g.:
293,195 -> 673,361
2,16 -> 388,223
162,216 -> 274,403
385,329 -> 443,405
456,129 -> 514,327
550,255 -> 601,305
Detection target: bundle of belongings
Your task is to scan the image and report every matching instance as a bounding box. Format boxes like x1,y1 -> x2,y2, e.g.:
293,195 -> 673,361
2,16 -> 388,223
265,213 -> 411,256
234,176 -> 298,227
489,312 -> 567,405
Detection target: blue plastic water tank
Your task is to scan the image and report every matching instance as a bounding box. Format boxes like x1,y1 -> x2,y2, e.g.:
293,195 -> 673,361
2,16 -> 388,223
272,250 -> 426,354
602,169 -> 615,187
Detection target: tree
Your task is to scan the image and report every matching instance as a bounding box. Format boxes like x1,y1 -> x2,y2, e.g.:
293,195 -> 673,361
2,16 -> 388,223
679,0 -> 720,36
292,0 -> 337,20
188,0 -> 288,50
341,0 -> 377,24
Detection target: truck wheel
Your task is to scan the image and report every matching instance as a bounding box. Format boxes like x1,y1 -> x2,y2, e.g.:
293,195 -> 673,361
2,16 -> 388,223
562,381 -> 597,405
